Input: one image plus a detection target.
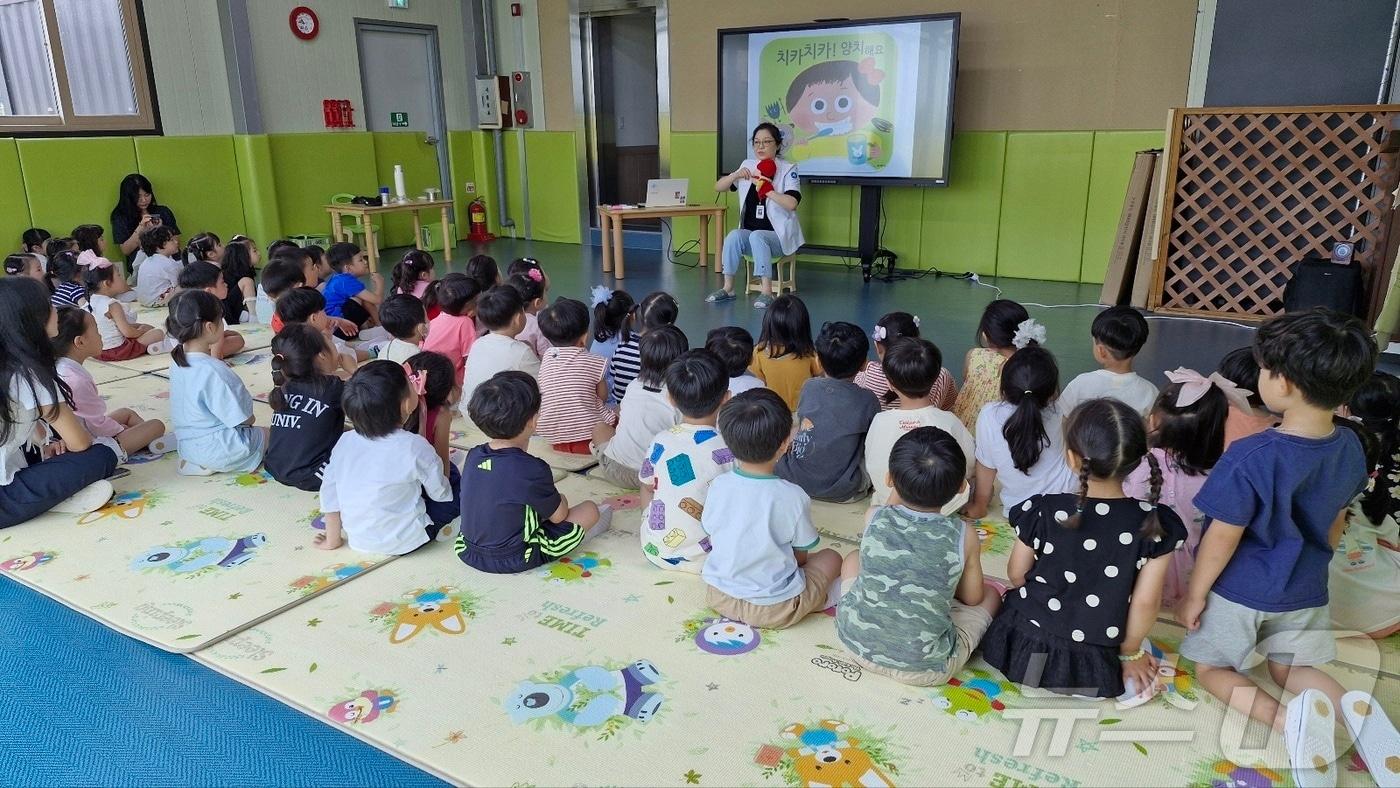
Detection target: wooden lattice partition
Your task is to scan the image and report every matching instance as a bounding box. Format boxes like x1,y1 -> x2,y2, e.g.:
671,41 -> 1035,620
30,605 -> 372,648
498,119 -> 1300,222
1150,106 -> 1400,321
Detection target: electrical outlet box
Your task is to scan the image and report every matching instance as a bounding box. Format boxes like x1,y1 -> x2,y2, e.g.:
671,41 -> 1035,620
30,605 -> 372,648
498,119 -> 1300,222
475,77 -> 506,129
464,182 -> 477,194
510,71 -> 533,129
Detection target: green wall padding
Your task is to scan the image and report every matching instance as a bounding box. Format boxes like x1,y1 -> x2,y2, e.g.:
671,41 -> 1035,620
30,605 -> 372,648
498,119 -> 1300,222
17,137 -> 137,247
799,185 -> 857,248
371,132 -> 447,249
995,132 -> 1094,282
233,135 -> 282,244
669,131 -> 720,245
1078,130 -> 1165,284
502,131 -> 526,240
135,135 -> 246,242
267,133 -> 378,242
447,131 -> 490,241
524,131 -> 582,245
922,132 -> 1009,276
0,139 -> 31,257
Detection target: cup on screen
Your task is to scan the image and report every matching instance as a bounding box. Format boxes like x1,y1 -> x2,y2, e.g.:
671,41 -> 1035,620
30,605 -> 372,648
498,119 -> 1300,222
847,134 -> 870,166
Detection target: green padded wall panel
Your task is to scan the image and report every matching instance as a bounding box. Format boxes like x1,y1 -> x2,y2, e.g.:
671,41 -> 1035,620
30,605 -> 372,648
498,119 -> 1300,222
502,131 -> 526,241
447,131 -> 488,242
17,137 -> 137,245
669,131 -> 719,244
995,132 -> 1094,282
371,132 -> 446,248
922,132 -> 1008,276
135,135 -> 246,241
800,185 -> 856,248
267,133 -> 378,241
1078,130 -> 1166,283
524,131 -> 581,245
0,139 -> 31,259
233,135 -> 282,244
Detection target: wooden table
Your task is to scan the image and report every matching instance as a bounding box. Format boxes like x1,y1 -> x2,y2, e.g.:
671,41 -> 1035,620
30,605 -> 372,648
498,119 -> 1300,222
597,204 -> 726,279
325,198 -> 454,270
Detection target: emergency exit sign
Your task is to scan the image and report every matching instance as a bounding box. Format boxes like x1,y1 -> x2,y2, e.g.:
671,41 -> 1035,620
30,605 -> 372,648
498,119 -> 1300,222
390,112 -> 409,127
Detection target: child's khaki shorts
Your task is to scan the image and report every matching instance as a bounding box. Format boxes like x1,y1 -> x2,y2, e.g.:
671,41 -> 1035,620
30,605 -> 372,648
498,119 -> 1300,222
706,561 -> 840,630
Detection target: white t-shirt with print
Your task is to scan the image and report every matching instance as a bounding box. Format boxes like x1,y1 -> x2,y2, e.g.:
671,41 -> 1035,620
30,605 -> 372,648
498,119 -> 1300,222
865,405 -> 975,508
637,423 -> 735,572
974,400 -> 1077,513
1058,369 -> 1159,418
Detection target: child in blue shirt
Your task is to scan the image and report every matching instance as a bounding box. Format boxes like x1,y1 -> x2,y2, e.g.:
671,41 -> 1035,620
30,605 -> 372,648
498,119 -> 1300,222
1179,310 -> 1376,777
322,242 -> 383,332
702,388 -> 842,629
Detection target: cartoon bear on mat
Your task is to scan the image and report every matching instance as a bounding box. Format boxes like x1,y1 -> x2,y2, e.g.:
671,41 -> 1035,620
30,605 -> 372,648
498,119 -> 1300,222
505,660 -> 663,728
781,719 -> 894,788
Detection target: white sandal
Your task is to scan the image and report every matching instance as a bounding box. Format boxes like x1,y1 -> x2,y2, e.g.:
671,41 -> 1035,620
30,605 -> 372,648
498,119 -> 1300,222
1285,689 -> 1338,788
1339,690 -> 1400,787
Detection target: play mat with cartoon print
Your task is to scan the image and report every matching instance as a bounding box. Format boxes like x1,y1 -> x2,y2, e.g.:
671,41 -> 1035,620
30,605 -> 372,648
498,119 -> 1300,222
2,351 -> 1398,786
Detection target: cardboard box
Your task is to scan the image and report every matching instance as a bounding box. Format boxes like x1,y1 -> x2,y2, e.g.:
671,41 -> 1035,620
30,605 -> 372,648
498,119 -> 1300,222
1131,153 -> 1167,309
1099,150 -> 1159,305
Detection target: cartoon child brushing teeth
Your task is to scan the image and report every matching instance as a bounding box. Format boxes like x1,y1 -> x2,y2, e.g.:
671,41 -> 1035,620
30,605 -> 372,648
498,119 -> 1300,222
777,57 -> 892,168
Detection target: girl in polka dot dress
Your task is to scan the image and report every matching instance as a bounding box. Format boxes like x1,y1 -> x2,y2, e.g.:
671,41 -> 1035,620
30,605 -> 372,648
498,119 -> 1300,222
980,398 -> 1187,699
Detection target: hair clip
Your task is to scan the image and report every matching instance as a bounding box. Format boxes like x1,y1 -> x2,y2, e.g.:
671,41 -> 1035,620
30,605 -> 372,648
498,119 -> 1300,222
76,250 -> 112,270
872,325 -> 887,342
590,285 -> 612,308
1012,318 -> 1046,349
526,268 -> 543,283
912,315 -> 922,328
402,363 -> 428,396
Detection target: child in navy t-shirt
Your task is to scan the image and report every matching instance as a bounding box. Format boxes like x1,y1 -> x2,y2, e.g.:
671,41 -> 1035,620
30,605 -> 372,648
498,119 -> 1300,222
455,371 -> 613,573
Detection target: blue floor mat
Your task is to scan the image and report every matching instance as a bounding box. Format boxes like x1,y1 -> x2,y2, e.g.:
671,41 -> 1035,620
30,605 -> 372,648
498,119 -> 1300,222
0,579 -> 446,787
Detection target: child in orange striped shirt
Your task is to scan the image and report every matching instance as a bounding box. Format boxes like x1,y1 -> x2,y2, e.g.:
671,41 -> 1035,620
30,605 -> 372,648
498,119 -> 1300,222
535,298 -> 617,454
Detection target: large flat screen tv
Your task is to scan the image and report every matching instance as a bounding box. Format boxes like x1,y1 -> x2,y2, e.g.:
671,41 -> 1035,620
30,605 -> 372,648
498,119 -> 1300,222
717,14 -> 959,187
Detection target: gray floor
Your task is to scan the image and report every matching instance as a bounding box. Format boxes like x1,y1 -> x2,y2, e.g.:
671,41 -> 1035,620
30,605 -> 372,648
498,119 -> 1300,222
387,238 -> 1265,388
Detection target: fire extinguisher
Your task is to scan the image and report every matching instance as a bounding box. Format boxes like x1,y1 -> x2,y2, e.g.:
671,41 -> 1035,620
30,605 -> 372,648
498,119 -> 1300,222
466,197 -> 495,243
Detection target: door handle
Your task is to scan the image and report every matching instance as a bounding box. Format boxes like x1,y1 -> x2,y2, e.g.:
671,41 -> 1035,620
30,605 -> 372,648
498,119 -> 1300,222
424,134 -> 440,145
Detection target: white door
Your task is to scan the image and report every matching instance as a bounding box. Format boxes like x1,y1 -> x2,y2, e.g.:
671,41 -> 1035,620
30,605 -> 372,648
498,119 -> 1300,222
357,23 -> 451,205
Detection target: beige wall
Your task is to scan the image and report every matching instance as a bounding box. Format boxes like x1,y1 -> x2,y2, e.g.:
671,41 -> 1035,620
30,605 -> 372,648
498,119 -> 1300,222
143,0 -> 235,136
535,0 -> 1198,133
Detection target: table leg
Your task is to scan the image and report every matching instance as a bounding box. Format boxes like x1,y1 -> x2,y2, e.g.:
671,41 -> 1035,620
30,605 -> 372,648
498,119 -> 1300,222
599,208 -> 613,274
363,217 -> 379,271
331,211 -> 344,243
441,206 -> 452,262
412,209 -> 424,252
698,214 -> 708,274
713,209 -> 723,273
612,210 -> 625,279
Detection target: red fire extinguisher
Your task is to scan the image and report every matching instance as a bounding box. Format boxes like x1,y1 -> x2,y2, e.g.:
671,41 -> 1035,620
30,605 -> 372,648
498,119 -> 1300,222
466,197 -> 495,243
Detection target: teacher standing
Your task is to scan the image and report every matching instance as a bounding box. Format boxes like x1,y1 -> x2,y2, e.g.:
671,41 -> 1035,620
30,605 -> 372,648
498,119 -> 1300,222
110,173 -> 181,272
706,122 -> 803,309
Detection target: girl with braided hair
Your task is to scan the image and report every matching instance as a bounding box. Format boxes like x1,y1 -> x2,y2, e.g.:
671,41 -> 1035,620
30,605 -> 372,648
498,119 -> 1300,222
979,398 -> 1188,700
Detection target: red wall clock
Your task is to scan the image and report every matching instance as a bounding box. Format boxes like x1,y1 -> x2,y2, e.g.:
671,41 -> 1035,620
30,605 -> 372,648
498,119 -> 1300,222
290,6 -> 319,40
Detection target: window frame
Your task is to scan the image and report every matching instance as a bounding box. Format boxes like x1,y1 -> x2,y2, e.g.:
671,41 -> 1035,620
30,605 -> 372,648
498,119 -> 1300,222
0,0 -> 161,136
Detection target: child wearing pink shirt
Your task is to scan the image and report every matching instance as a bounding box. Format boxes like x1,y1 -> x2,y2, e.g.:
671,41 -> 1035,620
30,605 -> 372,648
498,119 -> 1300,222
854,312 -> 957,411
53,307 -> 174,456
420,274 -> 481,386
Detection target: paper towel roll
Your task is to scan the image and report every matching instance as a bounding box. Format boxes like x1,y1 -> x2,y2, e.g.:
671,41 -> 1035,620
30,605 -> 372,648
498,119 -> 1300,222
393,164 -> 406,202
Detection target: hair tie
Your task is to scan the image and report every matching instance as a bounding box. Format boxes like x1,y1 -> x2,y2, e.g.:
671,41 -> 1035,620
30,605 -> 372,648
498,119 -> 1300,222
77,250 -> 112,270
590,285 -> 612,308
526,268 -> 543,283
402,363 -> 428,396
1023,389 -> 1032,395
871,325 -> 887,342
1012,318 -> 1046,349
1163,367 -> 1254,413
912,315 -> 921,328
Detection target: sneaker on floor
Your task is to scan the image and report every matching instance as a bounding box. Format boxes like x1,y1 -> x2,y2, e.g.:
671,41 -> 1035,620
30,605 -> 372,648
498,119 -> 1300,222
1338,689 -> 1400,787
50,480 -> 114,514
753,293 -> 775,309
177,459 -> 216,477
148,337 -> 179,355
705,289 -> 736,303
146,434 -> 178,455
1286,689 -> 1338,788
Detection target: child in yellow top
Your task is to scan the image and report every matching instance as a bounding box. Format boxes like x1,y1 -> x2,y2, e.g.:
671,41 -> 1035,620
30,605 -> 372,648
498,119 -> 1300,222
953,299 -> 1043,431
748,294 -> 821,411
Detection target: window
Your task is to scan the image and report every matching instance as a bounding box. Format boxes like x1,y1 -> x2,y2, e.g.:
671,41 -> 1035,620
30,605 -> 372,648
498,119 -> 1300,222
0,0 -> 156,133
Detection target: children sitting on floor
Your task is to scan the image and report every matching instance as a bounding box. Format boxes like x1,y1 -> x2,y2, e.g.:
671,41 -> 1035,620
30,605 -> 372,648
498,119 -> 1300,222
639,349 -> 735,572
593,325 -> 686,489
1178,310 -> 1375,770
776,320 -> 879,502
219,239 -> 258,325
854,312 -> 958,411
1329,401 -> 1400,640
706,325 -> 763,396
864,338 -> 974,512
702,388 -> 842,629
53,307 -> 173,457
323,242 -> 383,332
420,273 -> 480,386
86,252 -> 176,361
982,397 -> 1186,700
176,262 -> 246,359
608,291 -> 679,403
456,371 -> 611,574
315,360 -> 457,554
165,290 -> 266,477
535,297 -> 617,454
378,294 -> 429,364
274,287 -> 359,376
47,250 -> 87,309
1122,368 -> 1234,608
461,285 -> 540,407
748,294 -> 822,411
464,253 -> 501,293
508,268 -> 551,360
391,250 -> 437,307
1216,346 -> 1277,447
590,288 -> 634,402
954,299 -> 1040,431
965,346 -> 1075,519
405,350 -> 461,480
837,426 -> 998,685
1058,306 -> 1158,417
265,323 -> 346,492
134,226 -> 182,307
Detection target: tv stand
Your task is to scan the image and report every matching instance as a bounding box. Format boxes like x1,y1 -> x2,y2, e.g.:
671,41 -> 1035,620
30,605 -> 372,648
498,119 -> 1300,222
797,184 -> 897,282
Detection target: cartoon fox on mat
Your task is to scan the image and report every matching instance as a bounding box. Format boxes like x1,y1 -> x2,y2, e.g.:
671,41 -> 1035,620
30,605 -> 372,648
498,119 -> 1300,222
781,720 -> 894,787
372,587 -> 471,644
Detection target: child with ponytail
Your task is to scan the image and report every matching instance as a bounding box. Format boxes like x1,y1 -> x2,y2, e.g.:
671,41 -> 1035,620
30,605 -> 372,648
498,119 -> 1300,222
964,346 -> 1075,519
84,252 -> 177,361
981,398 -> 1187,699
1123,369 -> 1238,608
508,269 -> 551,359
953,300 -> 1042,431
47,250 -> 88,309
392,250 -> 440,319
590,287 -> 634,402
265,323 -> 346,492
854,311 -> 958,411
165,290 -> 266,476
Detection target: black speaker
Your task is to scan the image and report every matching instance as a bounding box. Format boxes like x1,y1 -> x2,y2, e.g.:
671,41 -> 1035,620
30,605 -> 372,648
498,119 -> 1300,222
1282,256 -> 1365,317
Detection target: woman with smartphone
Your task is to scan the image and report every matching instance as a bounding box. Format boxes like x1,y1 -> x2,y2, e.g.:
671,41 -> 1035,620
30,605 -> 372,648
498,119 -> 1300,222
110,173 -> 182,273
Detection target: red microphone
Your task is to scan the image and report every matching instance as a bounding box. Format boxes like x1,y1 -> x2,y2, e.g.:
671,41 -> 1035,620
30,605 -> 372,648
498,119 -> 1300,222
756,158 -> 777,198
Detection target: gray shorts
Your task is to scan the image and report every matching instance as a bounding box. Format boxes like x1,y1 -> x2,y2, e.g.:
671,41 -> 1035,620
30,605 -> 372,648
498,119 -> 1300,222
1179,592 -> 1336,671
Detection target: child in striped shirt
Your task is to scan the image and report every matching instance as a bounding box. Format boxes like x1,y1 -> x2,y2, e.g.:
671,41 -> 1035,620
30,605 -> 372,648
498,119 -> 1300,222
607,291 -> 678,402
535,298 -> 617,454
854,312 -> 958,411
